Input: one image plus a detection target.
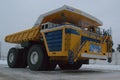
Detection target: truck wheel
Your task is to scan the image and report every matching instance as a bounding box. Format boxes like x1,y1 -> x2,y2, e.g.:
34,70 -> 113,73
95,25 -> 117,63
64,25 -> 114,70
27,45 -> 48,71
7,48 -> 28,68
59,62 -> 82,70
7,48 -> 20,68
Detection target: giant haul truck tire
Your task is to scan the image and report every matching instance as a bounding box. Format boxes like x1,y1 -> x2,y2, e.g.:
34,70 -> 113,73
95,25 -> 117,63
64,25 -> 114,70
7,48 -> 20,68
27,45 -> 48,71
7,48 -> 27,68
27,45 -> 57,71
58,61 -> 82,70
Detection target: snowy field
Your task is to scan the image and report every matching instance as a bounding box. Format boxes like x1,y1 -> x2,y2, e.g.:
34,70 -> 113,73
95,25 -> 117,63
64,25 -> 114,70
82,64 -> 120,71
0,60 -> 120,80
0,60 -> 120,71
0,60 -> 7,65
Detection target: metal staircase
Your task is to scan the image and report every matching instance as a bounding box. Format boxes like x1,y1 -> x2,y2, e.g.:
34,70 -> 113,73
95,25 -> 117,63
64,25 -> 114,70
73,41 -> 87,62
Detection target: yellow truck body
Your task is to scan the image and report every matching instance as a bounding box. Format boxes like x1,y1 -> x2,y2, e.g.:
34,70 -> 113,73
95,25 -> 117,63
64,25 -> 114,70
5,26 -> 40,43
5,5 -> 113,71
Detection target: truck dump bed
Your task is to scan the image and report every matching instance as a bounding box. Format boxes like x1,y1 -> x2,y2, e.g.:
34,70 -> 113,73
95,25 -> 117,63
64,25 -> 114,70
5,5 -> 103,44
5,26 -> 40,43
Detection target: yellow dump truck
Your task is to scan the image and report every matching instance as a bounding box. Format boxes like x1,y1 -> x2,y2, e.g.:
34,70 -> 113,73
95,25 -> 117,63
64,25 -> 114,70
5,5 -> 113,71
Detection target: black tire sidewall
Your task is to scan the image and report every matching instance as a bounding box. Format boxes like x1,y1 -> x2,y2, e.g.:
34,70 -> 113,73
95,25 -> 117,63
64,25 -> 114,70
27,45 -> 45,71
7,48 -> 19,68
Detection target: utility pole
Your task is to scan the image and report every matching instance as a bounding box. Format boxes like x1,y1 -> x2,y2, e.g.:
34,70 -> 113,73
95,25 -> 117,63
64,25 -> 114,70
0,42 -> 1,60
115,52 -> 118,65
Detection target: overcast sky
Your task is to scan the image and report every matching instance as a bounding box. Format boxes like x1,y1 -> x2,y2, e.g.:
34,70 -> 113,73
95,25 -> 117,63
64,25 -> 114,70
0,0 -> 120,55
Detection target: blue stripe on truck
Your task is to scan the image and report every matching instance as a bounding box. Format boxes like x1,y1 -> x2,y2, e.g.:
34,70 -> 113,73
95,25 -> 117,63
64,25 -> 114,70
81,36 -> 100,43
45,30 -> 62,51
65,28 -> 80,35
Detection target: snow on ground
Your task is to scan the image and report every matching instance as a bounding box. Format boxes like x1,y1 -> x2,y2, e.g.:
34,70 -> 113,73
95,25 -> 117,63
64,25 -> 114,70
82,64 -> 120,71
0,60 -> 120,71
0,60 -> 7,65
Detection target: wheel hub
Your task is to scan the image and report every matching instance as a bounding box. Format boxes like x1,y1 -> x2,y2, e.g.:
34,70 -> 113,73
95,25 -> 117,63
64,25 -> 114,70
30,51 -> 39,64
9,53 -> 14,63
